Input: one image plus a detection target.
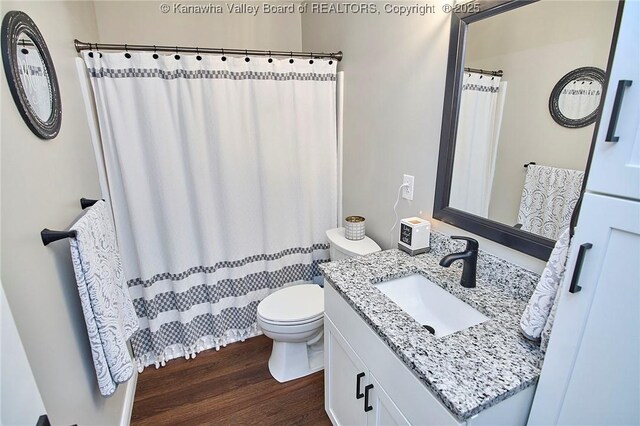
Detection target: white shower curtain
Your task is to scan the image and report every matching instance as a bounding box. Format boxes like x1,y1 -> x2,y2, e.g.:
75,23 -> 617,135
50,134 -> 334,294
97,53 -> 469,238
449,72 -> 506,217
83,51 -> 337,369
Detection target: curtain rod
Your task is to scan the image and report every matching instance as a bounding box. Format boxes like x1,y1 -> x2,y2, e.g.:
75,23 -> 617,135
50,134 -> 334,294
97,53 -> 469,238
74,39 -> 343,62
464,67 -> 503,77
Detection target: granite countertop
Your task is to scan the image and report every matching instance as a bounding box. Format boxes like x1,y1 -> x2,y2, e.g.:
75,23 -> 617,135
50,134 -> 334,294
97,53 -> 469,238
319,232 -> 544,421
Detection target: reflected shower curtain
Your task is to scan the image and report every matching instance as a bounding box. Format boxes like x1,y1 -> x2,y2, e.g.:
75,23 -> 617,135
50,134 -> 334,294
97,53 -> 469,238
450,72 -> 506,217
83,51 -> 337,369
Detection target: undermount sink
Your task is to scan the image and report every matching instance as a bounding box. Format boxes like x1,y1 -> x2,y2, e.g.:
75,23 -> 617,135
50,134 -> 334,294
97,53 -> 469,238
374,274 -> 489,338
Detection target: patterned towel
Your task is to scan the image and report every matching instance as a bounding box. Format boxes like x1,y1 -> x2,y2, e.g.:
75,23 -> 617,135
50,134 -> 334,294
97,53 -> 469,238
520,229 -> 571,343
517,165 -> 584,240
70,200 -> 139,397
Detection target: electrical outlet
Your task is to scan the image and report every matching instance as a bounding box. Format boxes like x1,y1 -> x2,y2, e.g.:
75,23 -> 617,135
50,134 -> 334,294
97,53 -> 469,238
402,174 -> 414,200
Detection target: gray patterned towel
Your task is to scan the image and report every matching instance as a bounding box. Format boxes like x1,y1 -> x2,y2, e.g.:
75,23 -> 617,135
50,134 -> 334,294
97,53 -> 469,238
520,229 -> 571,343
517,165 -> 584,240
70,200 -> 139,397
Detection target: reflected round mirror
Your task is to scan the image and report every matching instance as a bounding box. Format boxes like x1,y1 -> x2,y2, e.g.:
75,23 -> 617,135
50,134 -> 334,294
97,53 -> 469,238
549,67 -> 605,128
16,33 -> 53,122
1,11 -> 61,139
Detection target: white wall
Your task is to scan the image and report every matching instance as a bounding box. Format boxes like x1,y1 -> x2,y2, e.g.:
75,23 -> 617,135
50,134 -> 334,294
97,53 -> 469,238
465,0 -> 618,225
93,1 -> 301,52
302,2 -> 546,272
1,283 -> 47,425
0,2 -> 131,424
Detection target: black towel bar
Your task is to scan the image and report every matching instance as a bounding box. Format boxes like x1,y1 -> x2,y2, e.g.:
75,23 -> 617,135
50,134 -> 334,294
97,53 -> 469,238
80,198 -> 102,209
41,228 -> 77,246
524,162 -> 536,168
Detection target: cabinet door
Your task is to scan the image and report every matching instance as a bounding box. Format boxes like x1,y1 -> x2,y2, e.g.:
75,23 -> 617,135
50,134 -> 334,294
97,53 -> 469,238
586,1 -> 640,200
325,317 -> 368,426
529,193 -> 640,425
366,374 -> 410,426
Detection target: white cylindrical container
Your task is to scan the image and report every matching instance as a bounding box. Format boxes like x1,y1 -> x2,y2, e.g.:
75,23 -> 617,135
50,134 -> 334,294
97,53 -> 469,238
344,216 -> 366,240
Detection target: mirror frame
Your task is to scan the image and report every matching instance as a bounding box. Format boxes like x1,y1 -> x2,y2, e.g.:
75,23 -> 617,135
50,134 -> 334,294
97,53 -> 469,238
434,0 -> 562,260
549,66 -> 606,128
1,10 -> 61,139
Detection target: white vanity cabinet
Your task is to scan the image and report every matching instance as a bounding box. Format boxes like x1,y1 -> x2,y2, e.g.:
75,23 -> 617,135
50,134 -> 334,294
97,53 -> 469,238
324,282 -> 536,426
528,2 -> 640,424
324,282 -> 461,426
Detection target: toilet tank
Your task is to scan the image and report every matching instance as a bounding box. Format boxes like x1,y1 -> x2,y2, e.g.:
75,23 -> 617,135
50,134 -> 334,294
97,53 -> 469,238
326,227 -> 382,260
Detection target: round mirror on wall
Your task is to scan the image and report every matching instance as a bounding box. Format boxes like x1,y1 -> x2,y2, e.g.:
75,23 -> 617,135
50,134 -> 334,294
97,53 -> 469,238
1,11 -> 61,139
549,67 -> 605,129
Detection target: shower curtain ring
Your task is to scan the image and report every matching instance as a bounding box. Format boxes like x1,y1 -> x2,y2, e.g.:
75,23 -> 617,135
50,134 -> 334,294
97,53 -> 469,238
289,51 -> 294,64
221,48 -> 226,61
153,45 -> 158,59
245,49 -> 250,62
124,44 -> 131,59
268,51 -> 273,63
309,52 -> 314,64
196,47 -> 202,61
175,46 -> 180,60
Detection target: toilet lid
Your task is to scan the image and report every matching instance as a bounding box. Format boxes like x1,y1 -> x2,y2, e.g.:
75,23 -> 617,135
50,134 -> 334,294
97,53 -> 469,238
258,284 -> 324,323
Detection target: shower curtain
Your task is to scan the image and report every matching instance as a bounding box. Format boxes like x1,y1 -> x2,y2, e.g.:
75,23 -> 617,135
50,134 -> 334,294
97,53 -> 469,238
449,72 -> 506,217
82,51 -> 337,369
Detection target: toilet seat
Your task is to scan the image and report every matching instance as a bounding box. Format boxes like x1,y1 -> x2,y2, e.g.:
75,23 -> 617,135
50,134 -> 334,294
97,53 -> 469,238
257,284 -> 324,324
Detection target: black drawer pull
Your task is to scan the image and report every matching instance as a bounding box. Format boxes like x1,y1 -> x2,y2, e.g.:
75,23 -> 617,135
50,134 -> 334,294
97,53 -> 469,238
606,80 -> 632,142
569,243 -> 593,293
356,372 -> 365,399
364,384 -> 374,412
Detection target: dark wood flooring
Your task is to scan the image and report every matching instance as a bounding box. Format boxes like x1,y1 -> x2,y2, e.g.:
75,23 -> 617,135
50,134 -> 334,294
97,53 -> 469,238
131,335 -> 331,425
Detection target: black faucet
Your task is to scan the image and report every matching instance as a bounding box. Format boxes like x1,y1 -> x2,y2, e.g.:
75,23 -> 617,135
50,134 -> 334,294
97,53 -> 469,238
439,236 -> 479,288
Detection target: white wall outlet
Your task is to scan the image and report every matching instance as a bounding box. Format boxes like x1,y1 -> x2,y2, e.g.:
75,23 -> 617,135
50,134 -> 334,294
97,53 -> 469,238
402,174 -> 414,200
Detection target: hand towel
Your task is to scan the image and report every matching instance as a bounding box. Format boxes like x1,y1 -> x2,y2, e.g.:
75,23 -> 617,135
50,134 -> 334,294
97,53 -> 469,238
517,165 -> 584,240
520,229 -> 571,342
70,200 -> 139,397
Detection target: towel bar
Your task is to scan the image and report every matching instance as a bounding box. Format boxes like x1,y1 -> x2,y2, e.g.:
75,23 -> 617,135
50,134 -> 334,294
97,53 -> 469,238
41,228 -> 77,246
524,162 -> 537,168
80,198 -> 102,209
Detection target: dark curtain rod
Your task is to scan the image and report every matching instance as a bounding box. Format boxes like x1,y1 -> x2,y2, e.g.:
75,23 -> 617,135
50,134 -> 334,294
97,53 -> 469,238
464,67 -> 503,77
74,39 -> 343,62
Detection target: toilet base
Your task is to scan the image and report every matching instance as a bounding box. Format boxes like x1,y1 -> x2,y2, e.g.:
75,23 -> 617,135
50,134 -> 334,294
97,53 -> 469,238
267,335 -> 324,383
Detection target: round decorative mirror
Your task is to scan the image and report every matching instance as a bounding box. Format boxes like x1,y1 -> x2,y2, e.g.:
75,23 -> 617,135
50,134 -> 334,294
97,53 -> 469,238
1,11 -> 61,139
549,67 -> 605,129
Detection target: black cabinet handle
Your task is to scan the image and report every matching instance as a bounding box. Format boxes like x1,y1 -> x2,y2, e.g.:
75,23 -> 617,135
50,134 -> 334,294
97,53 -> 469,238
569,243 -> 593,293
364,384 -> 374,412
356,372 -> 365,399
606,80 -> 632,142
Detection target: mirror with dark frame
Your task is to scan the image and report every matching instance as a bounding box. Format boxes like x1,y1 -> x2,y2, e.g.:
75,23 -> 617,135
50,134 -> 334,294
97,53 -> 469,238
1,10 -> 61,139
549,66 -> 606,129
434,0 -> 619,260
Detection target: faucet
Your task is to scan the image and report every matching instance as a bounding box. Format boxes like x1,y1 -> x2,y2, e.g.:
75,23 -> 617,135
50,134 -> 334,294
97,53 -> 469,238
439,236 -> 479,288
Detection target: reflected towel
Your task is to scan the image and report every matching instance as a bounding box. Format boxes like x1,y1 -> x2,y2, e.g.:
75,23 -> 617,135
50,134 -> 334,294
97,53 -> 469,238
517,165 -> 584,240
70,200 -> 139,397
520,229 -> 571,343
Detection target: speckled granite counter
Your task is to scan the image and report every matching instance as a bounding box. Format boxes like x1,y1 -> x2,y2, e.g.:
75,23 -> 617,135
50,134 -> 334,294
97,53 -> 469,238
319,232 -> 544,421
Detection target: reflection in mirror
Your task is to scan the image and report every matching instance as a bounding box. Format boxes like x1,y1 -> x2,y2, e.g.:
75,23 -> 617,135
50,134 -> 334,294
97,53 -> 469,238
447,0 -> 617,242
550,67 -> 605,128
16,33 -> 52,121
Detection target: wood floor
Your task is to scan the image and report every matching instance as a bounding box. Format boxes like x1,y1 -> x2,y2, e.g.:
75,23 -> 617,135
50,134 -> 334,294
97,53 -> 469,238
131,335 -> 331,425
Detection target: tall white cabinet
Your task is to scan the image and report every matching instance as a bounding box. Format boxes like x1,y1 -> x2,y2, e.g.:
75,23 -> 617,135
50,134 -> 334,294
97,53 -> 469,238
528,2 -> 640,425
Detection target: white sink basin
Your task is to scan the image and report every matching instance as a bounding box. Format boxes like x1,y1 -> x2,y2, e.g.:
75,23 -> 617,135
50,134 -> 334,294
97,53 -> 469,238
374,274 -> 489,338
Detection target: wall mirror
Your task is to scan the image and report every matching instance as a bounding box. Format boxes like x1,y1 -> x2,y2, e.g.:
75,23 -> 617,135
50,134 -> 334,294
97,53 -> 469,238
549,66 -> 606,128
1,11 -> 61,139
434,0 -> 619,259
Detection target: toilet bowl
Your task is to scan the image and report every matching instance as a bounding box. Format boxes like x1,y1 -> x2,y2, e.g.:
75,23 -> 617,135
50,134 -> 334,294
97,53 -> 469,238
257,228 -> 381,383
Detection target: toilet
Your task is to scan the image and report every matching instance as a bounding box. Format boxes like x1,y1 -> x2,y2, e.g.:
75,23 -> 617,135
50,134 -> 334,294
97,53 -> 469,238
257,227 -> 381,382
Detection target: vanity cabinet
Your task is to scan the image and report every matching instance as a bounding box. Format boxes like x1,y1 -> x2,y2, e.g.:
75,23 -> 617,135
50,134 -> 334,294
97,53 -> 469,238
528,2 -> 640,424
325,317 -> 409,426
324,282 -> 535,426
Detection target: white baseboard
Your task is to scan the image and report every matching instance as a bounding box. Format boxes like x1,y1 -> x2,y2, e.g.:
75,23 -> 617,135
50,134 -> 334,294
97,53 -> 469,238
119,370 -> 138,426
